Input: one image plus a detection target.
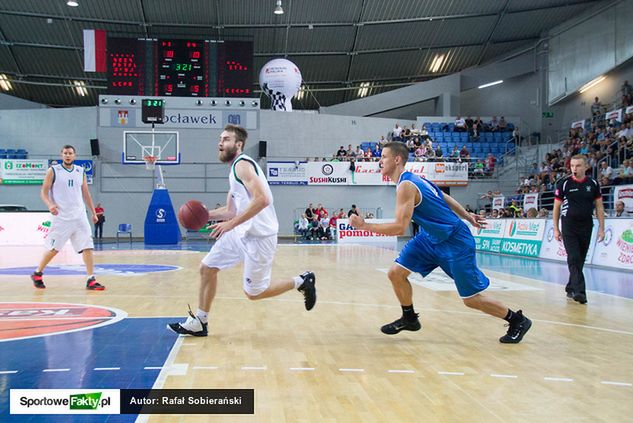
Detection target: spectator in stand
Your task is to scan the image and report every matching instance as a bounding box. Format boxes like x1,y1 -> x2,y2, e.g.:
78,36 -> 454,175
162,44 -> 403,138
617,122 -> 632,139
526,208 -> 538,218
613,200 -> 628,217
491,209 -> 499,219
319,215 -> 331,240
512,126 -> 522,145
485,153 -> 496,174
426,145 -> 436,161
348,204 -> 359,217
600,161 -> 614,182
465,204 -> 474,213
622,80 -> 632,100
346,144 -> 356,158
406,138 -> 416,152
372,144 -> 382,160
591,97 -> 602,119
336,145 -> 347,159
579,141 -> 589,155
296,214 -> 309,239
355,145 -> 364,158
305,203 -> 314,220
478,209 -> 488,219
414,145 -> 426,160
538,208 -> 549,218
328,212 -> 339,229
459,145 -> 470,161
489,116 -> 499,132
498,116 -> 507,131
622,160 -> 633,183
465,116 -> 474,136
451,146 -> 460,161
473,160 -> 485,177
508,200 -> 522,217
364,148 -> 374,161
473,116 -> 484,138
393,123 -> 403,141
402,126 -> 411,143
435,144 -> 444,160
454,115 -> 466,132
420,125 -> 430,142
410,124 -> 420,144
309,215 -> 320,240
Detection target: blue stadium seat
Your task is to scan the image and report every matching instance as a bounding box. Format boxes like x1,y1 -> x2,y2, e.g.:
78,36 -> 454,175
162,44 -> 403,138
6,149 -> 17,159
15,149 -> 27,159
0,149 -> 7,159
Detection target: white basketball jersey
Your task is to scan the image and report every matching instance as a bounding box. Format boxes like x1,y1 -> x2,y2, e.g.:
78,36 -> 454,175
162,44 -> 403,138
228,154 -> 279,237
50,163 -> 86,221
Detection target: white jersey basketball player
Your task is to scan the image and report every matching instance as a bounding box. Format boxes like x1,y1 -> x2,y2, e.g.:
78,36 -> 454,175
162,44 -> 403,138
31,145 -> 105,290
168,124 -> 316,337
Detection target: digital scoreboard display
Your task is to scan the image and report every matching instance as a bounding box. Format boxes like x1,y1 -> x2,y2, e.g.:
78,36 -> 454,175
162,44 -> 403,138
157,39 -> 206,97
106,38 -> 253,98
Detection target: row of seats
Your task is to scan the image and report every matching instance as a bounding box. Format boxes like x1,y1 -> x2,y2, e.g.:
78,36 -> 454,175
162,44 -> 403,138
428,132 -> 513,143
0,149 -> 28,159
422,122 -> 515,133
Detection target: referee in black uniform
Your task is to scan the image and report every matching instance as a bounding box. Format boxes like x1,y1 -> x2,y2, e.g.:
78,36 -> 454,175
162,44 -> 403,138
553,155 -> 605,304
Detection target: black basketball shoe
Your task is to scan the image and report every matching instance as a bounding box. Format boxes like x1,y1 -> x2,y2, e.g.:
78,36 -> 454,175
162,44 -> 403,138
86,276 -> 105,291
167,307 -> 208,337
31,271 -> 45,289
298,271 -> 317,311
381,314 -> 422,335
573,293 -> 587,304
499,310 -> 532,344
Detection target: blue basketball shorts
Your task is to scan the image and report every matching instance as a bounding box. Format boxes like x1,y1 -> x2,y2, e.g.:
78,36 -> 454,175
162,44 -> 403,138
395,223 -> 490,298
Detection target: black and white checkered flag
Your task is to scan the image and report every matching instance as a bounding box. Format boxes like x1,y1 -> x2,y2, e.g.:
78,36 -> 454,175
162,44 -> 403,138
262,83 -> 287,111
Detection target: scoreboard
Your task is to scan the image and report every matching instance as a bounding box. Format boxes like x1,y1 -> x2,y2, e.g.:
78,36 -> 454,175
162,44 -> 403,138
107,38 -> 253,98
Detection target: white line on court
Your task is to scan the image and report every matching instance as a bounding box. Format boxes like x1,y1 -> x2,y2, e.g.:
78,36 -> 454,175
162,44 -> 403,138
388,369 -> 415,374
43,368 -> 70,372
241,366 -> 267,370
491,374 -> 518,379
544,377 -> 573,382
93,367 -> 120,371
601,381 -> 632,387
339,368 -> 365,372
144,367 -> 163,370
0,370 -> 18,374
438,371 -> 464,376
192,366 -> 219,370
289,367 -> 315,371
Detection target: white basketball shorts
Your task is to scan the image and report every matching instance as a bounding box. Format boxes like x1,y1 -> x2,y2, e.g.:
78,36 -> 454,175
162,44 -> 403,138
45,215 -> 94,253
201,229 -> 277,296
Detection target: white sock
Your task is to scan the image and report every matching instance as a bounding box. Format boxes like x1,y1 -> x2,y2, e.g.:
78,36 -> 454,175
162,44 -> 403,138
293,276 -> 304,289
196,309 -> 208,324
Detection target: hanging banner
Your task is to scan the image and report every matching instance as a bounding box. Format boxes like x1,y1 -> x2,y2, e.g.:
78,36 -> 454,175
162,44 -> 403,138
591,219 -> 633,270
539,219 -> 598,263
626,105 -> 633,114
613,184 -> 633,214
492,196 -> 505,211
267,161 -> 469,186
523,193 -> 539,211
571,119 -> 585,129
499,219 -> 546,257
605,108 -> 623,122
0,159 -> 48,185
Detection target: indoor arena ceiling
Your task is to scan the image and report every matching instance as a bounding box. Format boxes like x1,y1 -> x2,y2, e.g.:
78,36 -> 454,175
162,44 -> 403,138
0,0 -> 612,109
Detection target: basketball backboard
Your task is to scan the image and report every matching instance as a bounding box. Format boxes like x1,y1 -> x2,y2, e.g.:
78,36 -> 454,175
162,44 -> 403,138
123,131 -> 180,165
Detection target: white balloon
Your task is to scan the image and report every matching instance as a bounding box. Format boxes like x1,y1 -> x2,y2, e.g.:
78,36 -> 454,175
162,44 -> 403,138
259,58 -> 302,111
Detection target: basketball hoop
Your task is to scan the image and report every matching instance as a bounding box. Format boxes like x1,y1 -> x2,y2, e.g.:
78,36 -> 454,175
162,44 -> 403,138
144,156 -> 157,170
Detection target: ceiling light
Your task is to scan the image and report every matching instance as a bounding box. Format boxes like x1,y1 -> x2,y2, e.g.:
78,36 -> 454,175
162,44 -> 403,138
296,85 -> 307,101
73,80 -> 88,96
358,82 -> 370,98
478,80 -> 503,89
579,75 -> 606,94
66,1 -> 79,7
274,0 -> 284,15
0,74 -> 13,91
429,54 -> 445,73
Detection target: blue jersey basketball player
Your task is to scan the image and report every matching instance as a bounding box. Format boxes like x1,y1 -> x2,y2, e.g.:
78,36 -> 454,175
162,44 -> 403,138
349,142 -> 531,343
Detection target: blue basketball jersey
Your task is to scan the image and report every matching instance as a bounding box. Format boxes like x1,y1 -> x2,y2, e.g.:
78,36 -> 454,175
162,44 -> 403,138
398,171 -> 462,243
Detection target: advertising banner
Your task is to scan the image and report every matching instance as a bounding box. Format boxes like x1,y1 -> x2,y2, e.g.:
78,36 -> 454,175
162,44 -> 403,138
523,193 -> 539,212
571,119 -> 585,129
336,219 -> 397,243
605,108 -> 623,122
74,160 -> 94,185
539,219 -> 598,263
613,185 -> 633,214
266,161 -> 307,185
267,161 -> 468,186
627,105 -> 633,114
492,196 -> 505,211
499,219 -> 546,257
591,219 -> 633,270
0,159 -> 48,185
466,219 -> 507,253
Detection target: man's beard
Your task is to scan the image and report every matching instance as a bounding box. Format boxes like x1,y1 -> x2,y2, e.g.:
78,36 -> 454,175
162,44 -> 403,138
219,145 -> 238,163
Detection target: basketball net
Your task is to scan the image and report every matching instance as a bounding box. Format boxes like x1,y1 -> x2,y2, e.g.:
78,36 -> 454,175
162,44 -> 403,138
144,156 -> 157,170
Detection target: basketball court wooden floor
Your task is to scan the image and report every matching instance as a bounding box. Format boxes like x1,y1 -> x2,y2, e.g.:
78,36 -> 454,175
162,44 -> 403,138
1,241 -> 632,422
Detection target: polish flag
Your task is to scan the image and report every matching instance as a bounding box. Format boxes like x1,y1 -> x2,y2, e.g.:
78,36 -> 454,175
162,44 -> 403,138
83,29 -> 107,72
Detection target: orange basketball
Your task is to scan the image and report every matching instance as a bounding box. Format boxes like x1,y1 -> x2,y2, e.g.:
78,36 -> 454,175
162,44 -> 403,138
178,200 -> 209,230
